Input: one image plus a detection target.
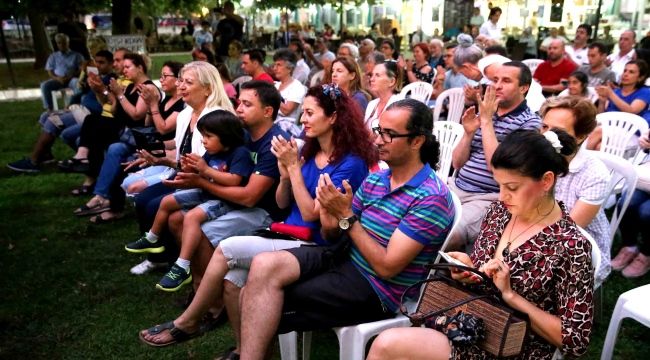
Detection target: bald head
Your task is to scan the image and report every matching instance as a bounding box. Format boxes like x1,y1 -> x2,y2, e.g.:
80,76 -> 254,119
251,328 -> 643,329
547,39 -> 565,61
619,30 -> 636,53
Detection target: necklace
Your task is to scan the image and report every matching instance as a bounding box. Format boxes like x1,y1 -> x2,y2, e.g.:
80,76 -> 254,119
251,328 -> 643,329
502,202 -> 556,258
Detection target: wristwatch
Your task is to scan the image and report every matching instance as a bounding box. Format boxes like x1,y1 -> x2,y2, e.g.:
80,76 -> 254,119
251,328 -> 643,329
338,215 -> 359,231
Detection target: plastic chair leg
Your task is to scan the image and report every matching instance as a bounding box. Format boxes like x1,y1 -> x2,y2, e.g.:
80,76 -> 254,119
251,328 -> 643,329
279,331 -> 298,360
600,297 -> 627,360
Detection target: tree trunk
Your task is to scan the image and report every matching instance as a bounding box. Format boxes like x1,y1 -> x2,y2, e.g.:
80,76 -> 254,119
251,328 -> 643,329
112,0 -> 132,35
26,7 -> 51,69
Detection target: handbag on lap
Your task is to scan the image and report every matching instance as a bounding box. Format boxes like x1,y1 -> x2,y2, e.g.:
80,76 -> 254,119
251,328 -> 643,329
400,263 -> 529,357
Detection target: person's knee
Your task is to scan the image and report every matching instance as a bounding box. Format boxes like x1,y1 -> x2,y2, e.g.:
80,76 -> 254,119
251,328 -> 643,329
368,329 -> 400,359
160,194 -> 177,211
184,208 -> 205,224
127,180 -> 148,195
248,252 -> 286,284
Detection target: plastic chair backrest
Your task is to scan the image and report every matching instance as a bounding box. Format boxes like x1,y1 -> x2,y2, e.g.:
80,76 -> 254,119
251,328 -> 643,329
522,59 -> 544,75
399,81 -> 434,104
433,121 -> 464,183
231,75 -> 252,88
596,112 -> 649,162
433,88 -> 465,123
589,150 -> 638,243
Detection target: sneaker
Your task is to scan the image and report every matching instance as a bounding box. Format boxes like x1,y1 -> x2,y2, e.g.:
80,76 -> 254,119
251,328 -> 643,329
7,158 -> 40,173
156,264 -> 192,292
622,253 -> 650,278
125,235 -> 165,254
129,260 -> 168,275
611,246 -> 639,271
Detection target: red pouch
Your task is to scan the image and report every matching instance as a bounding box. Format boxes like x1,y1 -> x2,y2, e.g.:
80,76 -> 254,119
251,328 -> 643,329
269,223 -> 313,241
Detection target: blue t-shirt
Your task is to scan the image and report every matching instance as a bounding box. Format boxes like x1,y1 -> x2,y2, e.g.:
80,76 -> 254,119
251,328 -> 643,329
245,124 -> 290,221
351,90 -> 369,114
283,153 -> 369,245
606,86 -> 650,124
203,145 -> 254,182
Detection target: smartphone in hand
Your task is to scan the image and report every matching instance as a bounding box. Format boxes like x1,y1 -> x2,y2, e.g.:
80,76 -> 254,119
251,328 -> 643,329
87,66 -> 99,75
439,251 -> 467,267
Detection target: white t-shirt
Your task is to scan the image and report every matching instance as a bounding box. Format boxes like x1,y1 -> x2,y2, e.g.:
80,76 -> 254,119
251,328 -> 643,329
565,45 -> 588,66
275,79 -> 307,137
479,21 -> 501,41
363,94 -> 404,130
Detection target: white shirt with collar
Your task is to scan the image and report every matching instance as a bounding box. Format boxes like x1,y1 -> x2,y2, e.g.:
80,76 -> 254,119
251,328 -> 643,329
608,49 -> 636,82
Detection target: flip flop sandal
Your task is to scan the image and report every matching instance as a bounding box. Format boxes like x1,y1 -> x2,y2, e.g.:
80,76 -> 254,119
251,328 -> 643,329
71,184 -> 95,196
89,212 -> 124,224
200,309 -> 228,333
139,322 -> 201,347
58,158 -> 89,173
214,347 -> 240,360
73,199 -> 110,216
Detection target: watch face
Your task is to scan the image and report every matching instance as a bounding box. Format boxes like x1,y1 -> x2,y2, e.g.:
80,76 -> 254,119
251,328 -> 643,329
339,219 -> 350,230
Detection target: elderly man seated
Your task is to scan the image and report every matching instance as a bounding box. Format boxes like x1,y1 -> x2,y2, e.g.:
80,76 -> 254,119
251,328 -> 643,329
41,33 -> 84,111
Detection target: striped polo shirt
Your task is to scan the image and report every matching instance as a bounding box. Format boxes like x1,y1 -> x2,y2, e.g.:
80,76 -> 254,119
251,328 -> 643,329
455,100 -> 541,193
349,164 -> 455,313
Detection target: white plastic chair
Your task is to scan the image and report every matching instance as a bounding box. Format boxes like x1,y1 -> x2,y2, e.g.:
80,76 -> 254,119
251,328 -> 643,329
600,284 -> 650,360
433,121 -> 464,183
590,151 -> 638,242
279,192 -> 463,360
596,112 -> 649,162
399,81 -> 434,104
433,88 -> 465,123
231,75 -> 252,90
51,88 -> 74,111
522,59 -> 544,75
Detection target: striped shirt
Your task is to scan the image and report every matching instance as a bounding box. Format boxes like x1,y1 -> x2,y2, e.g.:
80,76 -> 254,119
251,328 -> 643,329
350,164 -> 455,313
456,101 -> 541,193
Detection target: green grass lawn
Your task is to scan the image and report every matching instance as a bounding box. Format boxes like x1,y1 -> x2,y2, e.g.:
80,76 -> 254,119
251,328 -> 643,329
0,53 -> 193,90
1,100 -> 649,359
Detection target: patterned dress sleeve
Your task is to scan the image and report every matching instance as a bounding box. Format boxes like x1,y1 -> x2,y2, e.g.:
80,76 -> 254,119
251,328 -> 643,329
555,228 -> 594,356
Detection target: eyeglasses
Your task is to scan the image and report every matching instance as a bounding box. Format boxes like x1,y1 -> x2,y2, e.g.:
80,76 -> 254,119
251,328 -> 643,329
372,127 -> 418,143
160,73 -> 176,80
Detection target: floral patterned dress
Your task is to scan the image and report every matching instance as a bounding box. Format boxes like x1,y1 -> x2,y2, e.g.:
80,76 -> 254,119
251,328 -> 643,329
452,201 -> 594,360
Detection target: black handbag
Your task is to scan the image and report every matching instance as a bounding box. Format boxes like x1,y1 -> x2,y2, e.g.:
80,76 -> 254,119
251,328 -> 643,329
132,127 -> 166,157
400,263 -> 529,357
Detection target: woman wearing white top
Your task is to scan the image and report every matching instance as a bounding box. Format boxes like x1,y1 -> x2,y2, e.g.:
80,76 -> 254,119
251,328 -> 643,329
539,96 -> 611,285
273,49 -> 307,137
364,60 -> 404,130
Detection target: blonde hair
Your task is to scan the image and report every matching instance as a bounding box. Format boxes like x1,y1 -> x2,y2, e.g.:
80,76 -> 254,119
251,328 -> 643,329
180,61 -> 235,113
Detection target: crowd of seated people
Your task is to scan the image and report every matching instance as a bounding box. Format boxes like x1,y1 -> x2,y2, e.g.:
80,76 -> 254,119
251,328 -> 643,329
11,19 -> 650,358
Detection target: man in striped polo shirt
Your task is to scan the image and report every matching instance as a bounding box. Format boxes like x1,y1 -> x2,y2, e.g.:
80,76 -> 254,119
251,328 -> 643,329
238,99 -> 455,359
450,61 -> 541,250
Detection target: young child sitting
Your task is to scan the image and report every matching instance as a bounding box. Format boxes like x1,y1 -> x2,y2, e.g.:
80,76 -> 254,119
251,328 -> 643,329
125,109 -> 254,292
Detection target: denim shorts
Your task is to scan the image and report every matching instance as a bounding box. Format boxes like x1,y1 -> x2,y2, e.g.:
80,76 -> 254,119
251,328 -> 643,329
121,165 -> 175,194
173,188 -> 231,221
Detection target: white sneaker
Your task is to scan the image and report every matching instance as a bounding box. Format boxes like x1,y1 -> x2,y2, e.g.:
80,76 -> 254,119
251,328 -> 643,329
129,259 -> 167,275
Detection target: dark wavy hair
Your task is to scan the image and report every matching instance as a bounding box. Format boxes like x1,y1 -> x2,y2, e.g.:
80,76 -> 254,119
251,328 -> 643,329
491,129 -> 577,181
162,61 -> 184,78
301,84 -> 378,166
123,52 -> 147,74
197,109 -> 245,150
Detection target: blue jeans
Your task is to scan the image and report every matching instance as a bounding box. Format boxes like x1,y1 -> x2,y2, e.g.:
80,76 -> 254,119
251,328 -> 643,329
619,189 -> 650,255
60,124 -> 81,150
94,141 -> 135,199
